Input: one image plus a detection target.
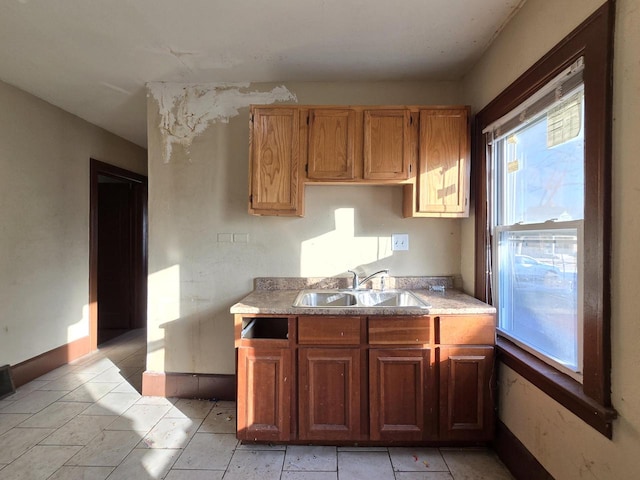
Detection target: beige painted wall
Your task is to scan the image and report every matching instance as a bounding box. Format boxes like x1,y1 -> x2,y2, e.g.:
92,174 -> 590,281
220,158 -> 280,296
146,81 -> 465,375
461,0 -> 640,477
0,79 -> 147,366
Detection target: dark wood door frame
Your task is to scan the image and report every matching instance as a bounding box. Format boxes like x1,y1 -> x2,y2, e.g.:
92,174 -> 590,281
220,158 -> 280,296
90,159 -> 148,351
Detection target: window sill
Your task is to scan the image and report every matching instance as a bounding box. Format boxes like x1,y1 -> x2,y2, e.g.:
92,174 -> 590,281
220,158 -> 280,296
496,336 -> 617,438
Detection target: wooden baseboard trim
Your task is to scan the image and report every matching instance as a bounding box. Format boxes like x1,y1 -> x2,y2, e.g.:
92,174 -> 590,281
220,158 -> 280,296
11,336 -> 91,388
142,371 -> 236,401
494,419 -> 554,480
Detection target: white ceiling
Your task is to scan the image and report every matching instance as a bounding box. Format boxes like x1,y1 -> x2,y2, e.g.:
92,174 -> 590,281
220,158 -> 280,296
0,0 -> 525,148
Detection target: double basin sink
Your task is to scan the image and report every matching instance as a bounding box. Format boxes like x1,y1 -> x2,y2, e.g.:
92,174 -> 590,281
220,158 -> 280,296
293,289 -> 429,309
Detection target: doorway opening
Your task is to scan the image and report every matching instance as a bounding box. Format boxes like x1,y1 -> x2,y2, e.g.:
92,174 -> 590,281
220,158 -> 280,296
89,159 -> 148,349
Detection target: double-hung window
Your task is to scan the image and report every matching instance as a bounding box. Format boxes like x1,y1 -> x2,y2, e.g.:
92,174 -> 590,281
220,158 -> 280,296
486,59 -> 585,380
474,2 -> 616,437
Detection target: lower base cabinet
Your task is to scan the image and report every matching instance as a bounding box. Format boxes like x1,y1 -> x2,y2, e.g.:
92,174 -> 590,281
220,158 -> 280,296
235,313 -> 495,444
439,346 -> 494,441
298,348 -> 362,441
236,347 -> 292,442
369,348 -> 436,441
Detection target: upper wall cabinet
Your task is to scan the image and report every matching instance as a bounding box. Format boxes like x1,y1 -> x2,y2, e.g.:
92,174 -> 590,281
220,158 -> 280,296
248,104 -> 470,217
249,107 -> 304,216
307,108 -> 357,180
403,107 -> 471,218
363,109 -> 412,181
304,107 -> 413,182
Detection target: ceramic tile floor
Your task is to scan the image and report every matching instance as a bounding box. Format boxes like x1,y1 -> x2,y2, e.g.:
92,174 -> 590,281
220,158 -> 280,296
0,329 -> 514,479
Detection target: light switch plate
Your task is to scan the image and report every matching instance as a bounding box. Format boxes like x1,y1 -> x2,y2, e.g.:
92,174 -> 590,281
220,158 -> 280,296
391,233 -> 409,251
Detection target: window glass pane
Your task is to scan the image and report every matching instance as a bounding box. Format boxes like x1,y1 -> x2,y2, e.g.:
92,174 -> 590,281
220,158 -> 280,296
497,229 -> 579,371
496,87 -> 585,226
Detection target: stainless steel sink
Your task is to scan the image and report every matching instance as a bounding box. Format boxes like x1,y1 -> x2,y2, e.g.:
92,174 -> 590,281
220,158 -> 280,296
293,289 -> 429,309
293,290 -> 358,307
356,290 -> 428,308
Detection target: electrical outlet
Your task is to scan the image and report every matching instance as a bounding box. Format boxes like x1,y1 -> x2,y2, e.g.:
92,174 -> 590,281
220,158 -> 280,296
391,233 -> 409,251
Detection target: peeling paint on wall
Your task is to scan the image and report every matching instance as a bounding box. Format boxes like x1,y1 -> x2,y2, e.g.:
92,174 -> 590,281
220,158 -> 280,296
148,82 -> 297,162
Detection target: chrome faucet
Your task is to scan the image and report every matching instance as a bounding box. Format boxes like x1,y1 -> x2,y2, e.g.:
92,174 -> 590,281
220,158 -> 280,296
348,269 -> 389,290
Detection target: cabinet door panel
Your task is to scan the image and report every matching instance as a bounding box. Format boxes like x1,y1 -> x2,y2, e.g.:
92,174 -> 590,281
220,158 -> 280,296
364,109 -> 411,180
237,347 -> 291,441
417,108 -> 470,215
369,348 -> 435,441
299,348 -> 361,441
439,346 -> 494,441
249,107 -> 302,215
308,109 -> 356,180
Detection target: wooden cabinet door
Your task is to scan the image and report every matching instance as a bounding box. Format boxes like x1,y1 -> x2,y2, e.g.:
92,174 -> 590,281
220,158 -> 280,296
298,348 -> 361,441
363,109 -> 412,180
416,108 -> 470,216
237,347 -> 292,441
249,107 -> 303,216
439,346 -> 494,441
307,109 -> 356,180
369,348 -> 435,441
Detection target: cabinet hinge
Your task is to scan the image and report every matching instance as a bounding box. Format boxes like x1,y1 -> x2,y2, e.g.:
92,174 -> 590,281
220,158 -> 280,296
307,115 -> 310,126
410,116 -> 413,125
250,114 -> 254,123
249,194 -> 253,203
305,164 -> 309,173
409,164 -> 412,174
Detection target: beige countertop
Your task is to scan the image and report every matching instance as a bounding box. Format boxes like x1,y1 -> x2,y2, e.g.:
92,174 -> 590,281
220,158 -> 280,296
230,282 -> 495,317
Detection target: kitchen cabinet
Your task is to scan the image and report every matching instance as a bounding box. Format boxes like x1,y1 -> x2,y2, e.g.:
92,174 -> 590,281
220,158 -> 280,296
299,347 -> 362,441
439,346 -> 494,441
234,311 -> 494,445
403,107 -> 471,218
297,316 -> 363,441
368,316 -> 435,441
248,104 -> 470,216
437,314 -> 496,441
307,108 -> 357,180
369,348 -> 434,441
305,106 -> 412,182
235,316 -> 295,442
248,106 -> 303,216
237,346 -> 292,442
363,109 -> 412,180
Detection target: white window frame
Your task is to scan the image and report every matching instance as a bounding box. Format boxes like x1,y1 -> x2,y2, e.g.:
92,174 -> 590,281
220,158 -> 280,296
491,222 -> 584,382
485,59 -> 586,382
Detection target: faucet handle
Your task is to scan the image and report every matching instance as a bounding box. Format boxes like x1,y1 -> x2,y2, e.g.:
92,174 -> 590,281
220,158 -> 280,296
380,272 -> 388,291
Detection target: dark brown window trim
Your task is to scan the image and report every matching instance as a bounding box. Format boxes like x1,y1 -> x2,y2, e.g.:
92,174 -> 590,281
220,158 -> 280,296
497,337 -> 617,438
473,1 -> 616,437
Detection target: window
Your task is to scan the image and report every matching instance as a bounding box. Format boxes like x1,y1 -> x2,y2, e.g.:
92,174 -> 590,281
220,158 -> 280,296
474,2 -> 616,437
487,64 -> 584,380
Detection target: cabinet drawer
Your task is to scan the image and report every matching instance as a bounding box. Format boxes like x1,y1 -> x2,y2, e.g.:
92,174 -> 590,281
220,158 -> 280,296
368,317 -> 430,345
298,316 -> 362,345
437,315 -> 495,345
